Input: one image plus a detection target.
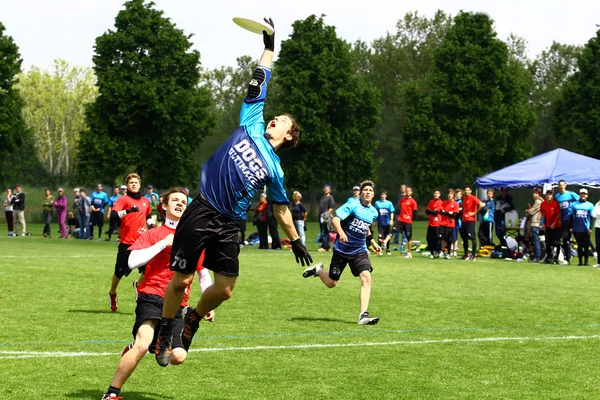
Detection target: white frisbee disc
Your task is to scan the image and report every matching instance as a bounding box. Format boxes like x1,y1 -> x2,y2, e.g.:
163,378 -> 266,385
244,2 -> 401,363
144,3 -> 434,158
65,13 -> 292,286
232,17 -> 274,35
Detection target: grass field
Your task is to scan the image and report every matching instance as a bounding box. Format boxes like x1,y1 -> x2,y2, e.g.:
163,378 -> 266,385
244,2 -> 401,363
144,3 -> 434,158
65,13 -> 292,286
1,222 -> 599,399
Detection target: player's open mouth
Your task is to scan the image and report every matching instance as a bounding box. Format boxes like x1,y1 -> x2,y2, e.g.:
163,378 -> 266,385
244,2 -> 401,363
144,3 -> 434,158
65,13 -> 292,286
269,121 -> 276,128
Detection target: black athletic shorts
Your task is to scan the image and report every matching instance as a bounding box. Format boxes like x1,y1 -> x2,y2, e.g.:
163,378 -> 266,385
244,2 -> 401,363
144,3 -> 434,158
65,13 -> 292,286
115,243 -> 133,279
392,220 -> 413,241
378,225 -> 390,241
132,294 -> 184,353
441,226 -> 454,243
90,211 -> 104,226
460,221 -> 476,239
329,251 -> 372,281
170,195 -> 240,276
545,227 -> 560,246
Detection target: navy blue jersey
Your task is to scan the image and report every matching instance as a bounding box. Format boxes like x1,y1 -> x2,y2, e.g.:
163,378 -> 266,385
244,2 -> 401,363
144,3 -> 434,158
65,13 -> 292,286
334,199 -> 378,256
91,191 -> 109,213
571,200 -> 594,232
375,199 -> 395,227
200,66 -> 288,220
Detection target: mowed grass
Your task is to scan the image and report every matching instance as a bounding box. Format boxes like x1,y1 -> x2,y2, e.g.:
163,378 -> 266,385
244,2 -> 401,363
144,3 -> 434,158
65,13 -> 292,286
1,222 -> 600,399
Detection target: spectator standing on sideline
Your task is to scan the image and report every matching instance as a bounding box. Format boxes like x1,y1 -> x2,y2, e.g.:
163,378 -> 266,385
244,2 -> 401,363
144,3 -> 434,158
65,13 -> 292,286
394,184 -> 407,245
108,173 -> 153,312
374,190 -> 395,255
119,185 -> 127,196
440,189 -> 460,258
4,188 -> 15,236
478,189 -> 495,247
593,196 -> 600,268
145,185 -> 158,203
318,185 -> 335,252
149,193 -> 159,226
525,189 -> 543,262
460,186 -> 483,260
184,188 -> 193,205
452,189 -> 464,257
72,188 -> 80,213
348,185 -> 360,202
291,191 -> 308,245
555,180 -> 579,265
106,186 -> 122,241
91,183 -> 109,241
78,189 -> 92,239
42,189 -> 55,238
12,184 -> 26,236
384,187 -> 417,258
54,188 -> 68,239
252,193 -> 269,249
540,190 -> 561,264
494,187 -> 515,247
266,203 -> 282,250
425,190 -> 443,258
570,188 -> 594,266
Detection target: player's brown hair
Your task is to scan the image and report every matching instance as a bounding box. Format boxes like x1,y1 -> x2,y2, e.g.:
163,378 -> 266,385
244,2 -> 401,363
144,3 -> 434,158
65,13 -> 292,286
125,173 -> 141,184
280,114 -> 300,150
161,187 -> 188,207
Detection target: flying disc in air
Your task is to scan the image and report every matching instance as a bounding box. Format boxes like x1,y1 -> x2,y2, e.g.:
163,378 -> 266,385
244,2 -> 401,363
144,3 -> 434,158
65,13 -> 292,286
232,17 -> 274,35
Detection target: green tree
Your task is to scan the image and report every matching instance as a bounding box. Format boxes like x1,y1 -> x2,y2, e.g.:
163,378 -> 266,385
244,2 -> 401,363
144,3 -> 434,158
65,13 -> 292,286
272,15 -> 380,193
404,12 -> 535,194
76,0 -> 214,188
18,60 -> 97,180
0,22 -> 44,187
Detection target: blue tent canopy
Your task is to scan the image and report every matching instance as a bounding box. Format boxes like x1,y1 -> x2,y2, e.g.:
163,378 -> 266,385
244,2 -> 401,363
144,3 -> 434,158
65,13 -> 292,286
476,148 -> 600,189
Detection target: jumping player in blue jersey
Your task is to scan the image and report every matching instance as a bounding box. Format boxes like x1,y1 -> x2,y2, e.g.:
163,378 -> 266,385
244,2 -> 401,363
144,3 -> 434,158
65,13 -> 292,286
303,181 -> 382,325
154,18 -> 312,366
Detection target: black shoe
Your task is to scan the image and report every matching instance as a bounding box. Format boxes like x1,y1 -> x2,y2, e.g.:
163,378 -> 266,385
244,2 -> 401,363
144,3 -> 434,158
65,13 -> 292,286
358,311 -> 379,325
155,322 -> 173,367
181,307 -> 201,351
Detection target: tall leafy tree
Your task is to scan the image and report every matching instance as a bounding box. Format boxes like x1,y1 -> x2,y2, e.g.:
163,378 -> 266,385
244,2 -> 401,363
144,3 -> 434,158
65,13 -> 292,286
272,15 -> 380,193
0,22 -> 44,187
18,60 -> 97,180
404,12 -> 535,194
554,29 -> 600,158
76,0 -> 214,188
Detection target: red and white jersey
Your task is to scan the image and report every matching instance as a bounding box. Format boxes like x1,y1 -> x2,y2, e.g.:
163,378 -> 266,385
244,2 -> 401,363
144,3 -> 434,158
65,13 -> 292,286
398,197 -> 418,223
112,194 -> 152,244
441,200 -> 460,228
129,224 -> 204,307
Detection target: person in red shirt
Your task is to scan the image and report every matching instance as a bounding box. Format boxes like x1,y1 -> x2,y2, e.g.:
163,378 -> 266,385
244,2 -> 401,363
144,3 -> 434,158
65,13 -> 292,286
440,189 -> 460,259
460,186 -> 483,260
540,189 -> 561,264
102,187 -> 214,400
384,187 -> 418,258
425,190 -> 443,258
108,173 -> 154,312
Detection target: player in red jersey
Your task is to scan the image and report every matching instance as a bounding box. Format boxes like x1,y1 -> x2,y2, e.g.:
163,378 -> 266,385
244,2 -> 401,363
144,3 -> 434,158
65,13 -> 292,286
540,189 -> 561,264
384,187 -> 418,258
460,186 -> 483,260
102,188 -> 214,400
108,173 -> 154,312
425,190 -> 443,258
440,189 -> 460,259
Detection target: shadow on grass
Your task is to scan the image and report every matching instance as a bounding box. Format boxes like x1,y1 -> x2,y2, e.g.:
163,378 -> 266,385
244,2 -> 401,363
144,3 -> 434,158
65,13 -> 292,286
289,316 -> 355,324
68,309 -> 133,315
65,390 -> 174,399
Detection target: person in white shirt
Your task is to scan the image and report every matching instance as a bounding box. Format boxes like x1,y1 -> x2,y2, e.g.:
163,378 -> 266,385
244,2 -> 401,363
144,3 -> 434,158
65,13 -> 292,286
592,198 -> 600,268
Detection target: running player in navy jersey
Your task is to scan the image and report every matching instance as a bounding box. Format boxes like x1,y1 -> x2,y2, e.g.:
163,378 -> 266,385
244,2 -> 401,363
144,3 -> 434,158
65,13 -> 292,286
154,18 -> 312,366
303,181 -> 381,325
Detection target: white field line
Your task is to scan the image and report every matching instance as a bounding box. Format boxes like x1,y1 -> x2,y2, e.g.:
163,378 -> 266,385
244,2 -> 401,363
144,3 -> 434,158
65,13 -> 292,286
0,255 -> 112,258
2,334 -> 599,359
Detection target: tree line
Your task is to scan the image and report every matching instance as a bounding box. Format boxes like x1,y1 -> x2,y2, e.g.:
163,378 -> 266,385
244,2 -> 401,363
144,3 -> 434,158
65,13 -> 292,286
1,1 -> 599,200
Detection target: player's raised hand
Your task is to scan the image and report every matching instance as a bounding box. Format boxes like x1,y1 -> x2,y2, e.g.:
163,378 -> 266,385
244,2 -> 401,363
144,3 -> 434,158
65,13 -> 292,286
263,17 -> 275,51
291,238 -> 313,267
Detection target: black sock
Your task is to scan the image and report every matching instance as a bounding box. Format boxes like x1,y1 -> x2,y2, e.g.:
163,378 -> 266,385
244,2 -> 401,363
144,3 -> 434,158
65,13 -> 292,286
107,385 -> 121,395
160,318 -> 174,335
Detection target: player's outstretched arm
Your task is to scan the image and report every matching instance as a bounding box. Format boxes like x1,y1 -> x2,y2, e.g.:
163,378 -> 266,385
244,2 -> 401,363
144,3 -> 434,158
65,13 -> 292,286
273,203 -> 313,266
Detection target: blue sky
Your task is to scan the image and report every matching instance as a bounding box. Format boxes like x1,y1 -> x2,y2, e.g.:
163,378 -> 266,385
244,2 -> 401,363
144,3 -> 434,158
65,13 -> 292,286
2,0 -> 599,71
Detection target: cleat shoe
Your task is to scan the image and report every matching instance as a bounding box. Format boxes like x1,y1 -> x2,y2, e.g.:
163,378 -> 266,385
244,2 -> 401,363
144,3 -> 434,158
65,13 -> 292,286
303,263 -> 323,278
404,253 -> 412,259
101,394 -> 123,400
109,292 -> 118,312
386,250 -> 391,255
181,307 -> 201,351
121,341 -> 135,356
155,325 -> 173,367
358,311 -> 379,325
132,281 -> 139,301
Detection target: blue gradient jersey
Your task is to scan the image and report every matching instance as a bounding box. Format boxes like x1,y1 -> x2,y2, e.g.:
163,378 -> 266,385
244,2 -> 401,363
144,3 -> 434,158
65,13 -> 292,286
200,66 -> 288,220
374,200 -> 395,227
555,191 -> 580,222
570,200 -> 594,232
91,191 -> 109,213
334,199 -> 378,256
108,194 -> 121,208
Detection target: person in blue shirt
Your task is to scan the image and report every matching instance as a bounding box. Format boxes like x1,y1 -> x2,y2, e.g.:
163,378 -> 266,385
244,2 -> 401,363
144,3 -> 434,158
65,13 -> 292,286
155,20 -> 312,367
555,180 -> 580,265
303,181 -> 382,325
90,183 -> 109,241
375,190 -> 395,255
478,189 -> 495,246
106,186 -> 122,241
347,185 -> 360,202
570,188 -> 594,266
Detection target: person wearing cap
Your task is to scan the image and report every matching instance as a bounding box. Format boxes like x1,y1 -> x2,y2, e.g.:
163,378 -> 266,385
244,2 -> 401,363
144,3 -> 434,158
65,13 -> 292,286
570,188 -> 594,266
348,186 -> 360,202
302,180 -> 381,325
318,185 -> 335,252
555,180 -> 580,265
106,186 -> 122,242
120,185 -> 127,195
54,188 -> 68,239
